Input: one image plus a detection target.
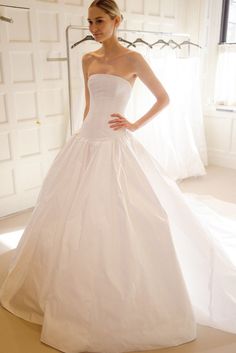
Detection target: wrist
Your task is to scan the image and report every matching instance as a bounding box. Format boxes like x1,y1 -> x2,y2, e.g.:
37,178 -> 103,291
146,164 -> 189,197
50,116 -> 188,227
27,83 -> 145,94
132,121 -> 140,131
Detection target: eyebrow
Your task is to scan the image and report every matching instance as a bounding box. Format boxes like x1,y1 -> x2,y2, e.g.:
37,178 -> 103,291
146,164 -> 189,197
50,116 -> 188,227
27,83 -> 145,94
87,17 -> 104,20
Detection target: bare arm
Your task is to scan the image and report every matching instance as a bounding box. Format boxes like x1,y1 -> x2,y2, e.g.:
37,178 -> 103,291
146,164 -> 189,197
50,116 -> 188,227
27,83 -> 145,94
132,52 -> 170,130
82,54 -> 90,121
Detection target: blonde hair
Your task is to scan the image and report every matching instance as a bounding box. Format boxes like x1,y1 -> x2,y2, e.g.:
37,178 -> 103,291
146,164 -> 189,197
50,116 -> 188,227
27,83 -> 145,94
89,0 -> 124,22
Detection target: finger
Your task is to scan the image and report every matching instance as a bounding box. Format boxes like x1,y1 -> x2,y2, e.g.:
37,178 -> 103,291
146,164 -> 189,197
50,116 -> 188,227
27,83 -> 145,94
109,121 -> 126,126
114,126 -> 126,130
110,123 -> 127,129
108,119 -> 124,124
108,119 -> 121,123
109,118 -> 124,122
110,113 -> 123,118
109,124 -> 121,128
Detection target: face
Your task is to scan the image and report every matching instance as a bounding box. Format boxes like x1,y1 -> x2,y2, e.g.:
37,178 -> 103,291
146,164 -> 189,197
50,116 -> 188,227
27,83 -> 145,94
87,6 -> 119,42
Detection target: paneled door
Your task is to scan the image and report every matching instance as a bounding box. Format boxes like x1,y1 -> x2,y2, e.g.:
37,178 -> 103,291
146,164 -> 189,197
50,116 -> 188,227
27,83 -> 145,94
0,2 -> 70,217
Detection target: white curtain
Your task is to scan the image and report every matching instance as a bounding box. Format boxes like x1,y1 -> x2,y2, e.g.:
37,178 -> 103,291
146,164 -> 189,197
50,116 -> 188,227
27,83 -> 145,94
126,46 -> 208,181
214,44 -> 236,106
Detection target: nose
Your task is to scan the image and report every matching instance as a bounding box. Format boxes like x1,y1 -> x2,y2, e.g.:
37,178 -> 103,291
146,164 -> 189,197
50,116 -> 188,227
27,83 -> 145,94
92,30 -> 100,37
89,23 -> 98,34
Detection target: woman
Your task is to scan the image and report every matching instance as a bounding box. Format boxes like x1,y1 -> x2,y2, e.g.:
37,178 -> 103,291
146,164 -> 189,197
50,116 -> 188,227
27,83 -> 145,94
1,1 -> 236,353
83,2 -> 169,132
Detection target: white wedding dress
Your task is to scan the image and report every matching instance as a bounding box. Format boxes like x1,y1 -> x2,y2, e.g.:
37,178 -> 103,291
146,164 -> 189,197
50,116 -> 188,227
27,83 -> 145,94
0,73 -> 236,353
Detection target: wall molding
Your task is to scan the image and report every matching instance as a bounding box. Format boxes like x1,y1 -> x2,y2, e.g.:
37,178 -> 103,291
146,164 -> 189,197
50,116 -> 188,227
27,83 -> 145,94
208,150 -> 236,170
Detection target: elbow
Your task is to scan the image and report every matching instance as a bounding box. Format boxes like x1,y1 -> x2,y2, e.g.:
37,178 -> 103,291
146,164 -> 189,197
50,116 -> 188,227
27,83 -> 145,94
164,93 -> 170,107
159,93 -> 170,108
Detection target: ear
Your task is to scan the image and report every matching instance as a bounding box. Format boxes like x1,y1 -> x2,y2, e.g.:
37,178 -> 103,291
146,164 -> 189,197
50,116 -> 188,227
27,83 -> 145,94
115,15 -> 121,27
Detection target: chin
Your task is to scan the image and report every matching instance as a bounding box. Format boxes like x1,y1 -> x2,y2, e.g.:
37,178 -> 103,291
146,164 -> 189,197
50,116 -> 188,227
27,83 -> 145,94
94,37 -> 103,43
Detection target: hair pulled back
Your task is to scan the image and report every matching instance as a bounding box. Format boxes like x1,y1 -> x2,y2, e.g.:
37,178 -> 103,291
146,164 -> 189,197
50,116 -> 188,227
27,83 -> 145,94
89,0 -> 124,22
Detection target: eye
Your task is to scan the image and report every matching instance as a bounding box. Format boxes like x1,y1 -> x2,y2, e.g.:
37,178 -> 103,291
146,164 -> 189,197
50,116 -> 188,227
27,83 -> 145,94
96,20 -> 103,23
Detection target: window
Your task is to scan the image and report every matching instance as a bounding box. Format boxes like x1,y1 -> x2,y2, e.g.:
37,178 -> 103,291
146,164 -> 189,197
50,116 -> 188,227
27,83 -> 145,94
220,0 -> 236,44
214,0 -> 236,108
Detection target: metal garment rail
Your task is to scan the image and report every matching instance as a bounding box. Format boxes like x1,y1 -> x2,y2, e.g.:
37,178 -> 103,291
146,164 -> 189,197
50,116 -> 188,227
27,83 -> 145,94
58,25 -> 190,135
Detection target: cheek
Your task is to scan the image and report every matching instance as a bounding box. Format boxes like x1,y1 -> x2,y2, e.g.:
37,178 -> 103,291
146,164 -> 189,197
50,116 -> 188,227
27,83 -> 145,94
100,23 -> 106,31
104,25 -> 114,35
101,22 -> 112,31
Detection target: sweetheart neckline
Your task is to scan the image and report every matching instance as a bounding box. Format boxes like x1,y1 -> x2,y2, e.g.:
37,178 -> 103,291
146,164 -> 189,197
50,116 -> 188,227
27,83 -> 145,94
88,73 -> 133,89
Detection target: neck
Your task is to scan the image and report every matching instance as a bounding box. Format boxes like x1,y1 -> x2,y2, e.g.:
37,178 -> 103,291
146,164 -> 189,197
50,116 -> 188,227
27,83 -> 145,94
100,36 -> 122,56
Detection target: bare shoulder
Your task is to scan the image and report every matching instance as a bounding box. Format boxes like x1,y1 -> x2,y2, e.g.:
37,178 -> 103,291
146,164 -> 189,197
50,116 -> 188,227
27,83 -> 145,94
82,52 -> 95,63
125,51 -> 146,69
123,51 -> 148,77
81,52 -> 95,75
126,51 -> 143,61
129,52 -> 152,75
82,49 -> 104,61
132,52 -> 148,68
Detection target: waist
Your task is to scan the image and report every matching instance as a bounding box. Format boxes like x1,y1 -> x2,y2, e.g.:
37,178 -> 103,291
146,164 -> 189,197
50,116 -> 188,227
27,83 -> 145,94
78,120 -> 128,141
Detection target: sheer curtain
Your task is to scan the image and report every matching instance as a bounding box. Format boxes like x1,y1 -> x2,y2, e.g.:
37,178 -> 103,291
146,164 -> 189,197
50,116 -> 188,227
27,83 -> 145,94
214,44 -> 236,106
126,46 -> 208,181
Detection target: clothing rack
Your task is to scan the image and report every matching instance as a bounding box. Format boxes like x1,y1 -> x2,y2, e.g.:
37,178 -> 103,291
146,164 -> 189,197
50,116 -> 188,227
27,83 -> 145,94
47,25 -> 200,135
71,35 -> 201,51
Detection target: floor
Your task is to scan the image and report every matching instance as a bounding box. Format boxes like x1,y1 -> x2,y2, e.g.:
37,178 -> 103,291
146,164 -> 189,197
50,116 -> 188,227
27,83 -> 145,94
0,165 -> 235,353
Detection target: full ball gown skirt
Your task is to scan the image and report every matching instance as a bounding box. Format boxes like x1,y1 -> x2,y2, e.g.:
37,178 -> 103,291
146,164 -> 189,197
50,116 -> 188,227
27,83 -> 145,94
0,74 -> 235,353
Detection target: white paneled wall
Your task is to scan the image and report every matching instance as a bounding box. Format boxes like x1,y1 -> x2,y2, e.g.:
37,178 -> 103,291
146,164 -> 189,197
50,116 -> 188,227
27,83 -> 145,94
204,113 -> 236,168
0,0 -> 190,217
0,0 -> 71,217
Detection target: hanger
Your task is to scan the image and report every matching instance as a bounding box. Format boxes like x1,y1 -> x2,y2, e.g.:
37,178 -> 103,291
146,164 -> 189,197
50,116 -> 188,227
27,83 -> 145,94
71,35 -> 95,49
176,40 -> 202,49
117,37 -> 136,47
152,39 -> 181,49
151,39 -> 169,48
127,38 -> 153,49
166,39 -> 181,49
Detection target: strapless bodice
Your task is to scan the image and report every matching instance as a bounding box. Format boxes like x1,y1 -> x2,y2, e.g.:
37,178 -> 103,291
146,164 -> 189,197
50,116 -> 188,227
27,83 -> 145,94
79,73 -> 132,140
